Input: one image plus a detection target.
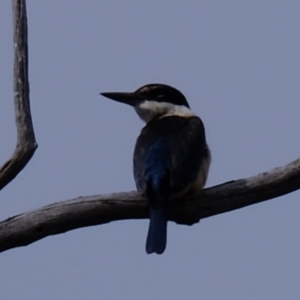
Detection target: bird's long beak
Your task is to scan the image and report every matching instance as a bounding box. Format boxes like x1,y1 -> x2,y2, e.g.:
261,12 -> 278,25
100,92 -> 143,106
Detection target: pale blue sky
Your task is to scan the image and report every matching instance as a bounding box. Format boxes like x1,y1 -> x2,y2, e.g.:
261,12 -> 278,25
1,1 -> 300,299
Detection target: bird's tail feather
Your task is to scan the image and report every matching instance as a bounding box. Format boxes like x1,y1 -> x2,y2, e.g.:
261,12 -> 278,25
146,207 -> 168,254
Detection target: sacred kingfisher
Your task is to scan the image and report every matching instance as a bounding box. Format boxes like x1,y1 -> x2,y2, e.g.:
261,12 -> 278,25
101,83 -> 211,254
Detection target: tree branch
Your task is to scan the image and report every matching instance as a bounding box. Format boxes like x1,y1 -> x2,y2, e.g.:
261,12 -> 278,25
0,0 -> 37,191
0,157 -> 299,253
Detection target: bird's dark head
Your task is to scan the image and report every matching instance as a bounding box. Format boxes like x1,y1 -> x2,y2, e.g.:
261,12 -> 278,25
101,83 -> 194,123
134,84 -> 190,108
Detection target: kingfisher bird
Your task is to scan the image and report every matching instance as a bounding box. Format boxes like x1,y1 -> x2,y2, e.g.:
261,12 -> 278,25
101,83 -> 210,254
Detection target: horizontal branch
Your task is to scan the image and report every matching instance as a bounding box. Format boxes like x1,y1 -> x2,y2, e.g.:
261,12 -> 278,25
0,157 -> 299,253
0,0 -> 37,191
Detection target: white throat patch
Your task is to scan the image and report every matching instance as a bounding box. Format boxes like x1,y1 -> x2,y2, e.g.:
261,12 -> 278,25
134,100 -> 195,123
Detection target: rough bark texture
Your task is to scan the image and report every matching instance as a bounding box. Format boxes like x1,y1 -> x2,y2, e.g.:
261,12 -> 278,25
0,0 -> 37,191
0,157 -> 299,253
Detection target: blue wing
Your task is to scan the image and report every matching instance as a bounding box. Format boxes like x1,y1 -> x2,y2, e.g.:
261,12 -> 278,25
138,136 -> 170,254
134,116 -> 208,194
133,116 -> 208,254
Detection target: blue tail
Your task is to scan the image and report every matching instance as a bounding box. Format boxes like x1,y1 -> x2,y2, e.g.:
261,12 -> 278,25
146,207 -> 168,254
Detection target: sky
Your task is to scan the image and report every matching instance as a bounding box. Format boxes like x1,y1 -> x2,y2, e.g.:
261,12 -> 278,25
0,1 -> 300,299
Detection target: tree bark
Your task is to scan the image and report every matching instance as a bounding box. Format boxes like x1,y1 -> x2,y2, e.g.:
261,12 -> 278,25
0,157 -> 299,253
0,0 -> 37,191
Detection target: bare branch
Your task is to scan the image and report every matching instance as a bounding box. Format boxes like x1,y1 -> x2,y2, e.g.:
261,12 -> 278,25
0,0 -> 37,191
0,157 -> 299,253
